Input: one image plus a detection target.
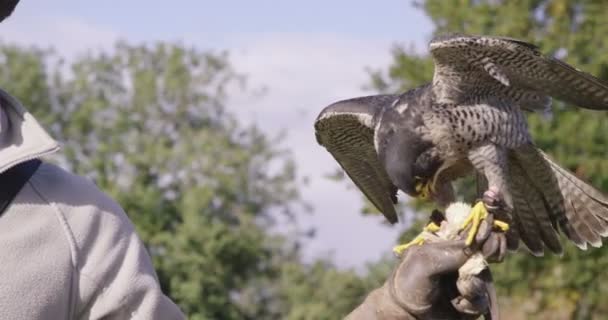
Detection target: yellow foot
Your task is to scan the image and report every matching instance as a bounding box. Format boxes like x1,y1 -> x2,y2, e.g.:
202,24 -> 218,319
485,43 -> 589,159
392,222 -> 441,255
423,221 -> 441,233
392,235 -> 425,256
461,201 -> 510,245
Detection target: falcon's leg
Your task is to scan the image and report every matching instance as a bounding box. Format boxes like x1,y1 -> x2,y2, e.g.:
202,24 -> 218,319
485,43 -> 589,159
392,222 -> 441,256
461,145 -> 512,245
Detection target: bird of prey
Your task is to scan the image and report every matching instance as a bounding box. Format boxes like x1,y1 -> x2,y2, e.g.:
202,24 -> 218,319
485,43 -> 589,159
315,34 -> 608,256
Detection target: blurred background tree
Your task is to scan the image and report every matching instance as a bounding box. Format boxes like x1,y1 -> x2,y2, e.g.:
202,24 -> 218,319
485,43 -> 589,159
0,43 -> 381,319
367,0 -> 608,319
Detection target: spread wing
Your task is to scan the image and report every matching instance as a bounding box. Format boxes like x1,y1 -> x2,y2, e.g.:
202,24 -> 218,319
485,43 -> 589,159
430,34 -> 608,111
315,95 -> 399,223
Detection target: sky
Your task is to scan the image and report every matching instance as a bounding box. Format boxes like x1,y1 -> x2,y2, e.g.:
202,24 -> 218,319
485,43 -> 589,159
1,1 -> 434,269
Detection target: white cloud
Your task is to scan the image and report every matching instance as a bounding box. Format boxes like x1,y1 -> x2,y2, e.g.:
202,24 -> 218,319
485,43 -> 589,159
1,15 -> 119,59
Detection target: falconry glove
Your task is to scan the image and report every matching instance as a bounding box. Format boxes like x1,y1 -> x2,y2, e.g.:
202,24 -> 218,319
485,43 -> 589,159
346,218 -> 505,320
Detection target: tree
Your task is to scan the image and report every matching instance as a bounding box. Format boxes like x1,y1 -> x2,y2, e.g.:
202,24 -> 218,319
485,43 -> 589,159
370,1 -> 608,318
0,42 -> 380,319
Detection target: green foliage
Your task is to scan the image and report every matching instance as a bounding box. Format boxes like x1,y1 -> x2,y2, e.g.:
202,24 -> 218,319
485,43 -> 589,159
275,261 -> 370,320
369,1 -> 608,318
0,42 -> 380,319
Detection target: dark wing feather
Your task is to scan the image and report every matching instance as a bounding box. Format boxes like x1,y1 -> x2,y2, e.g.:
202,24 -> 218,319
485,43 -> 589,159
315,95 -> 399,223
430,34 -> 608,111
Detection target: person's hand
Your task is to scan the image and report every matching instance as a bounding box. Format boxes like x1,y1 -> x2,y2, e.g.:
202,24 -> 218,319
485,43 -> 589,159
346,218 -> 506,320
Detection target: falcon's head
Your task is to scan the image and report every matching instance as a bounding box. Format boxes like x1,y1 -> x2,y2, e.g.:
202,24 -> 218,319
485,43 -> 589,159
315,93 -> 443,223
372,95 -> 444,202
375,119 -> 437,199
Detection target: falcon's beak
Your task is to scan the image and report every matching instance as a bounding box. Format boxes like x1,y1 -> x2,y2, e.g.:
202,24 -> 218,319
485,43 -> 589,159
414,177 -> 434,200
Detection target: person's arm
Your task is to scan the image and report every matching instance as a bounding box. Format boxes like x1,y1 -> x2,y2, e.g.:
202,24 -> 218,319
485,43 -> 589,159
346,283 -> 417,320
71,193 -> 185,320
74,211 -> 185,320
30,163 -> 185,319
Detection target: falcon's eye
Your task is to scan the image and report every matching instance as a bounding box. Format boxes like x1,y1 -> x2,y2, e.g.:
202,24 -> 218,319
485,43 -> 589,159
381,128 -> 395,147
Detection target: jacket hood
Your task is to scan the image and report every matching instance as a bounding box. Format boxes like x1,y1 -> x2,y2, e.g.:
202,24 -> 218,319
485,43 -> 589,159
0,88 -> 59,173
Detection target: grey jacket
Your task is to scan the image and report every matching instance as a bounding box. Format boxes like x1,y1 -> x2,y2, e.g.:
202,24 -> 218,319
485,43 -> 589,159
0,89 -> 185,319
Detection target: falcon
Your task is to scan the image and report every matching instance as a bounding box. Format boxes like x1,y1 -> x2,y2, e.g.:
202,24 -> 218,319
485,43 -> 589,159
314,34 -> 608,256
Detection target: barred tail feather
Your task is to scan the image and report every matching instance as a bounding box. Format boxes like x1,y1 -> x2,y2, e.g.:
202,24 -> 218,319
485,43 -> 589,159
508,158 -> 562,255
540,151 -> 608,240
511,145 -> 608,252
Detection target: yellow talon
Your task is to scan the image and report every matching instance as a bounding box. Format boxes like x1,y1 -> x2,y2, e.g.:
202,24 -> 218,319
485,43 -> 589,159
393,235 -> 425,255
393,222 -> 441,256
461,201 -> 487,245
493,220 -> 510,232
461,201 -> 510,245
424,222 -> 441,233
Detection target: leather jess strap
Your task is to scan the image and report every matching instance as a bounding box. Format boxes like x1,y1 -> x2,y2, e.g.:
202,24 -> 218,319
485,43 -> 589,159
0,159 -> 41,215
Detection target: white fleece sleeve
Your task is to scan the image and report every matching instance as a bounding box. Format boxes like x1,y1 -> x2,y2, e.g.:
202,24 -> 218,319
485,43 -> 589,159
71,199 -> 186,320
72,196 -> 186,320
76,215 -> 186,320
31,163 -> 186,320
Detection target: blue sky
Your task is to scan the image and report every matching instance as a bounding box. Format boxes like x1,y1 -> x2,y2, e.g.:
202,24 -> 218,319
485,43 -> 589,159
2,1 -> 434,268
15,1 -> 432,45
